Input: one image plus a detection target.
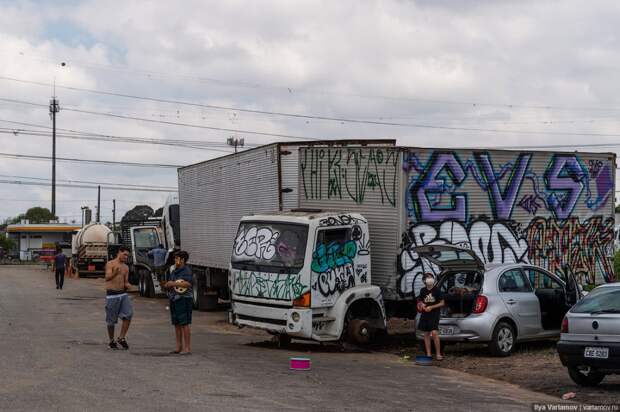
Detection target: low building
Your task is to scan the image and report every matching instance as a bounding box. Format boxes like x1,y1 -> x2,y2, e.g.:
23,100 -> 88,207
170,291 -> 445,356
7,221 -> 81,261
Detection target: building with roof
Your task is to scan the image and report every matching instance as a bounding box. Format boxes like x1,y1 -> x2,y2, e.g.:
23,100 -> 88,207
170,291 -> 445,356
7,221 -> 81,261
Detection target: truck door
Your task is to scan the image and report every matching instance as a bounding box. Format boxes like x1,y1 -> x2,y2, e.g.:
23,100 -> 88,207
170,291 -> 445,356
130,227 -> 162,267
497,268 -> 541,337
310,222 -> 371,308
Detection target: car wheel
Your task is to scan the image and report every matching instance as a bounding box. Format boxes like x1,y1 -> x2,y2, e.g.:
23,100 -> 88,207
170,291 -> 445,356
488,321 -> 515,357
568,366 -> 606,387
347,319 -> 372,345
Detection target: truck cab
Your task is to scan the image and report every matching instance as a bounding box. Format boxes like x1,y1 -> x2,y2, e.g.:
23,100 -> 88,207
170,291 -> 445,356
230,211 -> 386,345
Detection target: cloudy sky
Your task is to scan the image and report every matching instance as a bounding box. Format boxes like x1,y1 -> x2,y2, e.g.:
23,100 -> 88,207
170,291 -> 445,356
1,0 -> 619,223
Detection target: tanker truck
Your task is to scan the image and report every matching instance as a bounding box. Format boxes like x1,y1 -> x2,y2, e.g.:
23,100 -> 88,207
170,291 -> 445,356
74,223 -> 112,277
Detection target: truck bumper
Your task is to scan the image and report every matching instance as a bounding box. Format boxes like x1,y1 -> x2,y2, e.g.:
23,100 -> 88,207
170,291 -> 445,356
232,301 -> 312,339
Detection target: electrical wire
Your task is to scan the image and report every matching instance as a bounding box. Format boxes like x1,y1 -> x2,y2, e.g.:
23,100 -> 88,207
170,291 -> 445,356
0,178 -> 177,192
0,173 -> 177,190
0,151 -> 182,168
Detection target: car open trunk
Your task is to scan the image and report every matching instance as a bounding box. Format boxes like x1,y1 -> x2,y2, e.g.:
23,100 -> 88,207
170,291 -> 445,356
437,270 -> 483,318
414,245 -> 485,319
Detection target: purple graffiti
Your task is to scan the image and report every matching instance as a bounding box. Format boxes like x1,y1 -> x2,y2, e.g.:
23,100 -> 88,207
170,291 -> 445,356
590,164 -> 613,211
412,152 -> 467,222
544,156 -> 586,219
476,153 -> 531,220
518,194 -> 543,215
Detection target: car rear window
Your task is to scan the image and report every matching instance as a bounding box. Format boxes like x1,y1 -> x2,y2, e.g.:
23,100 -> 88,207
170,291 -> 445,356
571,288 -> 620,313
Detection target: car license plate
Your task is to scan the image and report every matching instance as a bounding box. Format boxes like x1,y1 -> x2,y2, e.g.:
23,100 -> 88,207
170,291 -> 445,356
88,265 -> 96,271
439,326 -> 454,335
584,347 -> 609,359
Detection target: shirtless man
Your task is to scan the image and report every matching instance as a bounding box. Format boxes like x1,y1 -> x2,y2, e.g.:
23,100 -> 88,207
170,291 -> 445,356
104,246 -> 133,350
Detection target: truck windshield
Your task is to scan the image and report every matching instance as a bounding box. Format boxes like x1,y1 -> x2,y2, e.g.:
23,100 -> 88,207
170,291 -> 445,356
231,222 -> 308,271
134,229 -> 159,249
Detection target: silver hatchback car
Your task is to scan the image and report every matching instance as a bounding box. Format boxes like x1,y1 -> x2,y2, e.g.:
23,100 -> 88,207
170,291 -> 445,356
415,245 -> 581,356
558,283 -> 620,386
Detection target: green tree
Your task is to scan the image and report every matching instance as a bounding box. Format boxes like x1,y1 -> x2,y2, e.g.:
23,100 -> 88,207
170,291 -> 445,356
23,207 -> 57,224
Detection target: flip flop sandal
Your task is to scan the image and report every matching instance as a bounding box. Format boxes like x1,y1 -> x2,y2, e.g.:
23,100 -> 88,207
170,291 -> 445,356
179,352 -> 192,356
168,350 -> 181,354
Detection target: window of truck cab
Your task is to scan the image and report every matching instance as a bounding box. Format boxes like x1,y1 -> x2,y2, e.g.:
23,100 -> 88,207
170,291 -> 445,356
231,221 -> 308,272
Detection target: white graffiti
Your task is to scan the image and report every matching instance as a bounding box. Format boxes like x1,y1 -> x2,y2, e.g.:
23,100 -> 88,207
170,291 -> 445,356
399,220 -> 529,296
233,226 -> 280,260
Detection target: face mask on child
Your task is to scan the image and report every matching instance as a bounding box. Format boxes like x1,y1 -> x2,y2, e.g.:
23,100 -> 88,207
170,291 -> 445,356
424,277 -> 435,287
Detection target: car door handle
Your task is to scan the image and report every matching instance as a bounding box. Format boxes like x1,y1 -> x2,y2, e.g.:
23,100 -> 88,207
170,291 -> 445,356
506,299 -> 517,305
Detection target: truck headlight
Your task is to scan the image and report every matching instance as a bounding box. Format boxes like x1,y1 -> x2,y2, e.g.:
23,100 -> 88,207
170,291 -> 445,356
291,311 -> 300,322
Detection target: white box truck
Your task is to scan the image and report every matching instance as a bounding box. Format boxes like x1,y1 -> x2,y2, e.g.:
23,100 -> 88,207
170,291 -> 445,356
177,140 -> 395,310
225,145 -> 616,345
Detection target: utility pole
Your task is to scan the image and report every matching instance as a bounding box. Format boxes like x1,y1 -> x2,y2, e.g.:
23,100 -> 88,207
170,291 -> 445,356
112,199 -> 116,230
96,185 -> 101,223
227,136 -> 244,153
49,96 -> 60,215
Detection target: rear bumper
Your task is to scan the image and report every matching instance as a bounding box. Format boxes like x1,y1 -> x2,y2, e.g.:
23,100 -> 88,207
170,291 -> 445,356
232,300 -> 312,339
557,341 -> 620,373
415,314 -> 494,342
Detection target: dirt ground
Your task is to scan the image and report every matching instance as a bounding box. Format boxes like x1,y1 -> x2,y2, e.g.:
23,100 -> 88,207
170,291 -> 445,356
384,318 -> 620,404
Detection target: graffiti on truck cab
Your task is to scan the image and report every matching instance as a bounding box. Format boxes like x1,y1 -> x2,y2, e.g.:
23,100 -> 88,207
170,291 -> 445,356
233,226 -> 279,261
233,270 -> 306,300
311,238 -> 368,300
401,149 -> 615,286
300,147 -> 398,206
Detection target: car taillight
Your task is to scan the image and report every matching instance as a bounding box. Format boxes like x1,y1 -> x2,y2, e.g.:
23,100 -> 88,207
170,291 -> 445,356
293,291 -> 311,308
472,295 -> 488,313
561,317 -> 569,333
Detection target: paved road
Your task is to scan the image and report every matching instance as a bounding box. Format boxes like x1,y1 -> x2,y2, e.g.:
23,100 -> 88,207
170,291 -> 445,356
0,266 -> 562,411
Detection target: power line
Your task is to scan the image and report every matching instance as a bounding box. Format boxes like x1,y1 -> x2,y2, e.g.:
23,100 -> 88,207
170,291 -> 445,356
3,65 -> 620,112
7,95 -> 620,141
0,128 -> 239,153
0,179 -> 177,192
0,151 -> 182,168
0,173 -> 177,190
0,119 -> 259,148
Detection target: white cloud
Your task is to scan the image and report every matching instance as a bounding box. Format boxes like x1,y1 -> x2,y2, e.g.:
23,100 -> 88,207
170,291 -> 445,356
0,0 -> 619,221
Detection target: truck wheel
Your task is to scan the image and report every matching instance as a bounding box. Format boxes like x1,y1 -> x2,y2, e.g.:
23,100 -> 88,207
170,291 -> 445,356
347,319 -> 372,345
277,334 -> 292,348
138,272 -> 145,297
568,366 -> 606,387
192,273 -> 200,309
488,321 -> 515,357
145,272 -> 155,298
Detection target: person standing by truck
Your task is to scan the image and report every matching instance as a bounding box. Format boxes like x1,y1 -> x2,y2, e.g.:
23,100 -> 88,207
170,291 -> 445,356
52,246 -> 67,290
417,273 -> 445,360
104,246 -> 133,350
163,251 -> 193,355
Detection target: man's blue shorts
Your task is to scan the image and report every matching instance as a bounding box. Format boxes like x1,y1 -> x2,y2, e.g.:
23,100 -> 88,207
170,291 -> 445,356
170,298 -> 193,326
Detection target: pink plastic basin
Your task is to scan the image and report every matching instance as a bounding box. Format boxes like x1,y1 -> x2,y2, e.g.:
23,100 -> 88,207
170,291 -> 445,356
290,357 -> 311,370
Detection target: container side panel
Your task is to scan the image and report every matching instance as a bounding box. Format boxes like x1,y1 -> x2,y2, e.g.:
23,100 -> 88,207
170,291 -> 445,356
179,145 -> 281,269
298,146 -> 402,300
400,148 -> 615,299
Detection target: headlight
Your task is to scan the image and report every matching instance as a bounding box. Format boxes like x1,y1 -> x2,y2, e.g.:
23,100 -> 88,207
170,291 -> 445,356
291,311 -> 300,322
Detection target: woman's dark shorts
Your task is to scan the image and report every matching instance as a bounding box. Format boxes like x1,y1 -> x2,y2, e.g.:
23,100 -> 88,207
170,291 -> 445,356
418,311 -> 440,332
170,298 -> 193,326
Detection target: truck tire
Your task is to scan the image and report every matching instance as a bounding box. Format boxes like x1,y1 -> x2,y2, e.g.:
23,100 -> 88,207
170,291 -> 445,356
347,319 -> 372,345
568,366 -> 605,387
488,321 -> 515,357
138,273 -> 145,297
145,272 -> 155,298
